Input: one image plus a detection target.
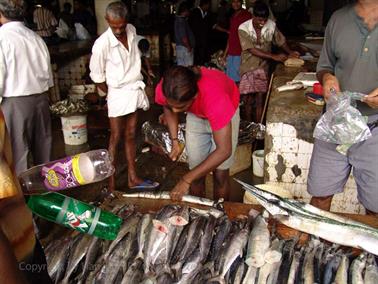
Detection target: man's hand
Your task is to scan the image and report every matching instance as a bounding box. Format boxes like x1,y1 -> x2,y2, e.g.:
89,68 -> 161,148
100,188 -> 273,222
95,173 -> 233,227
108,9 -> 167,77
170,178 -> 191,201
362,87 -> 378,108
272,53 -> 288,62
289,51 -> 301,58
169,141 -> 183,162
322,73 -> 340,101
159,113 -> 167,125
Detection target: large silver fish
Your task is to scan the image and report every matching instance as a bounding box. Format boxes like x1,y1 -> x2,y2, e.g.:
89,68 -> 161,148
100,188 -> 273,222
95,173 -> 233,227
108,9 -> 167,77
364,254 -> 378,284
122,191 -> 220,207
245,211 -> 270,268
334,254 -> 349,284
350,253 -> 366,284
236,179 -> 378,255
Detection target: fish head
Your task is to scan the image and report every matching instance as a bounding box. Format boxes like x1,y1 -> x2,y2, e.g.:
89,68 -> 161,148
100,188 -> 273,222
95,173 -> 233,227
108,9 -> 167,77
152,219 -> 169,234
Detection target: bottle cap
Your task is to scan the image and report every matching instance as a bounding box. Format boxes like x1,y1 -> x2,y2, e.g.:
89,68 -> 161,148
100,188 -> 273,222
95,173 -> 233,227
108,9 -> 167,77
313,82 -> 323,95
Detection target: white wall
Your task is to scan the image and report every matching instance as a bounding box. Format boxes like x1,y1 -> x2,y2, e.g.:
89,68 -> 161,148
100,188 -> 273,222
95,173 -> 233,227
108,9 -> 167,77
94,0 -> 112,35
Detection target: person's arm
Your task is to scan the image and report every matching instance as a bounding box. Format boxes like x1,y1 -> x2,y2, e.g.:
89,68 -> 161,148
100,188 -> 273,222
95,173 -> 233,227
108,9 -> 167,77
170,122 -> 232,201
213,23 -> 229,34
163,106 -> 182,161
0,48 -> 6,97
223,40 -> 229,61
315,16 -> 339,101
89,44 -> 108,95
238,26 -> 286,62
280,42 -> 300,58
247,47 -> 287,62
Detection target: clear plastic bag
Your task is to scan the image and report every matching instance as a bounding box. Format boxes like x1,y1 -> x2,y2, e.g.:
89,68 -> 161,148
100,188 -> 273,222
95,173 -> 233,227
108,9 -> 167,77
313,91 -> 371,145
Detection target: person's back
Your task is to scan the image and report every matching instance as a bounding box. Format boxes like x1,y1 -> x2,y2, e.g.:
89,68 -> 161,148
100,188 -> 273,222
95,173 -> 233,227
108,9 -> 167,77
0,22 -> 52,97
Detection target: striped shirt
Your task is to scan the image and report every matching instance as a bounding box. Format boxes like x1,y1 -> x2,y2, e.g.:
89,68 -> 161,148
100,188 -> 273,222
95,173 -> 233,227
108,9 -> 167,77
33,6 -> 58,37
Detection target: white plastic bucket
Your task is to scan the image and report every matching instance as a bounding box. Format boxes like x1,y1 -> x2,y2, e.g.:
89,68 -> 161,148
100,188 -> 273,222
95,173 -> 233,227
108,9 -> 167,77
61,115 -> 88,145
252,150 -> 264,177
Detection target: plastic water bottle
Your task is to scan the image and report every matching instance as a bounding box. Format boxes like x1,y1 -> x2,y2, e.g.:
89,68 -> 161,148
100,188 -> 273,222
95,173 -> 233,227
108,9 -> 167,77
26,192 -> 122,240
19,149 -> 114,195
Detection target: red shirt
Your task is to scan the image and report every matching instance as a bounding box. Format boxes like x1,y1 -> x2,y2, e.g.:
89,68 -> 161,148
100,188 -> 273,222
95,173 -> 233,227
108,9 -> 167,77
228,9 -> 252,56
155,67 -> 240,131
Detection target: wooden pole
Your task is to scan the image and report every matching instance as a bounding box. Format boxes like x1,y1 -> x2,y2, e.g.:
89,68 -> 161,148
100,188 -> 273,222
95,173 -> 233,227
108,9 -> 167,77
260,73 -> 274,124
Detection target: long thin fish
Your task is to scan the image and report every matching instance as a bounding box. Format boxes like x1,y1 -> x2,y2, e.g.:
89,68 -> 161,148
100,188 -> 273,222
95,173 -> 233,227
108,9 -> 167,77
122,191 -> 217,207
236,180 -> 378,255
350,253 -> 366,284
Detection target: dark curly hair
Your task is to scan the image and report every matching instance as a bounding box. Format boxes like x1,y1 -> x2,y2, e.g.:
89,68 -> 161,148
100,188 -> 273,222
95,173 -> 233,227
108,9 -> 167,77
162,66 -> 201,103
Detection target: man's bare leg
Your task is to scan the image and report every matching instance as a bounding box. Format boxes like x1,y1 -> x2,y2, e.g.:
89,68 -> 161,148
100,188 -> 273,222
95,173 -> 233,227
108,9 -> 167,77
124,112 -> 144,187
310,195 -> 333,211
108,116 -> 123,192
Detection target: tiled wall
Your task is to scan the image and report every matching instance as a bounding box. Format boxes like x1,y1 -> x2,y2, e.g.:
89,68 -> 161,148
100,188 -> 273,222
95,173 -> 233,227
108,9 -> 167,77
57,55 -> 90,95
264,122 -> 365,214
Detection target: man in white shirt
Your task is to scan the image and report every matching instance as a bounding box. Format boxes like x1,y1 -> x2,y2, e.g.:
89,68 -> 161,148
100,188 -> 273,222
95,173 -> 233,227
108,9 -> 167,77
89,1 -> 158,192
0,0 -> 53,175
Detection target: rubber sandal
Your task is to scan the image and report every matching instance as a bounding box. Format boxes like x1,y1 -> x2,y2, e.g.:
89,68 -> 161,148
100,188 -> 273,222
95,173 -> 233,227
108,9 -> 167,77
129,179 -> 160,190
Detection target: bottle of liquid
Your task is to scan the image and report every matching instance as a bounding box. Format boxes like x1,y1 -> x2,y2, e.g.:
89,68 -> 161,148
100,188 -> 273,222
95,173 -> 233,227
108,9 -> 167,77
27,192 -> 122,240
19,149 -> 114,195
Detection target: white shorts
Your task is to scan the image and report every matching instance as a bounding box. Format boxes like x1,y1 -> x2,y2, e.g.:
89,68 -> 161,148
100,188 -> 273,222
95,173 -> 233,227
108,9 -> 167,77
107,81 -> 149,117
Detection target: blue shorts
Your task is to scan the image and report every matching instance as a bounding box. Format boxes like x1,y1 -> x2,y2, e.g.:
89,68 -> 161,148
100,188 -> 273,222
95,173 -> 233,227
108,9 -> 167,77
308,114 -> 378,212
176,45 -> 194,67
185,108 -> 240,170
226,56 -> 241,82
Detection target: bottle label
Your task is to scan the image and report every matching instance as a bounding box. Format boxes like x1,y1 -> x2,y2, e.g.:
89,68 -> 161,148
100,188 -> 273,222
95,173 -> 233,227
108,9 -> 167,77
41,155 -> 86,190
56,197 -> 100,235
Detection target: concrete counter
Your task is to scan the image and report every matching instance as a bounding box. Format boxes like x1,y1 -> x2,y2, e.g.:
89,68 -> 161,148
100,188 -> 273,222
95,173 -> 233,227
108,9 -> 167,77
264,63 -> 363,214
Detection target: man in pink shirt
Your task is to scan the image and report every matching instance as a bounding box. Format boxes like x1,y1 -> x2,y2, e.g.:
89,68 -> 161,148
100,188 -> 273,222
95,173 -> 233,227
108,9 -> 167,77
155,66 -> 240,201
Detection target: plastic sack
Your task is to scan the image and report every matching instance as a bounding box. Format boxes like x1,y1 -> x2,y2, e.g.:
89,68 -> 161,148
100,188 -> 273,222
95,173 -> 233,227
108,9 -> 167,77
75,23 -> 91,40
313,91 -> 371,145
141,121 -> 187,163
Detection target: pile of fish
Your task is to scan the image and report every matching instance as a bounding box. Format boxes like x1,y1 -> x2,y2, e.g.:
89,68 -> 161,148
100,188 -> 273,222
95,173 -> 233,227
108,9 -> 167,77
50,98 -> 89,116
44,201 -> 378,284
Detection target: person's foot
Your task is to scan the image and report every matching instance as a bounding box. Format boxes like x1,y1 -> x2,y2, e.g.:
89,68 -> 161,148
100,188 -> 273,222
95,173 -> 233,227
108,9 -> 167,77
128,177 -> 159,190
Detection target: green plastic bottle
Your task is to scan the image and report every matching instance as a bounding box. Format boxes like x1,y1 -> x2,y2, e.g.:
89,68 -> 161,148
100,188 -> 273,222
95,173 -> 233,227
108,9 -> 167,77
27,192 -> 122,240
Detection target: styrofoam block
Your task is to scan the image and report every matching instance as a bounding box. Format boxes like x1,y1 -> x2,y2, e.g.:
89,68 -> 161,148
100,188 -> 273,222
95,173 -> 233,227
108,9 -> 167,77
298,139 -> 314,154
282,152 -> 298,167
282,137 -> 299,153
266,166 -> 278,182
266,122 -> 283,136
295,169 -> 309,184
282,168 -> 296,183
282,124 -> 297,138
265,151 -> 279,166
345,175 -> 357,188
271,136 -> 283,152
297,153 -> 311,169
